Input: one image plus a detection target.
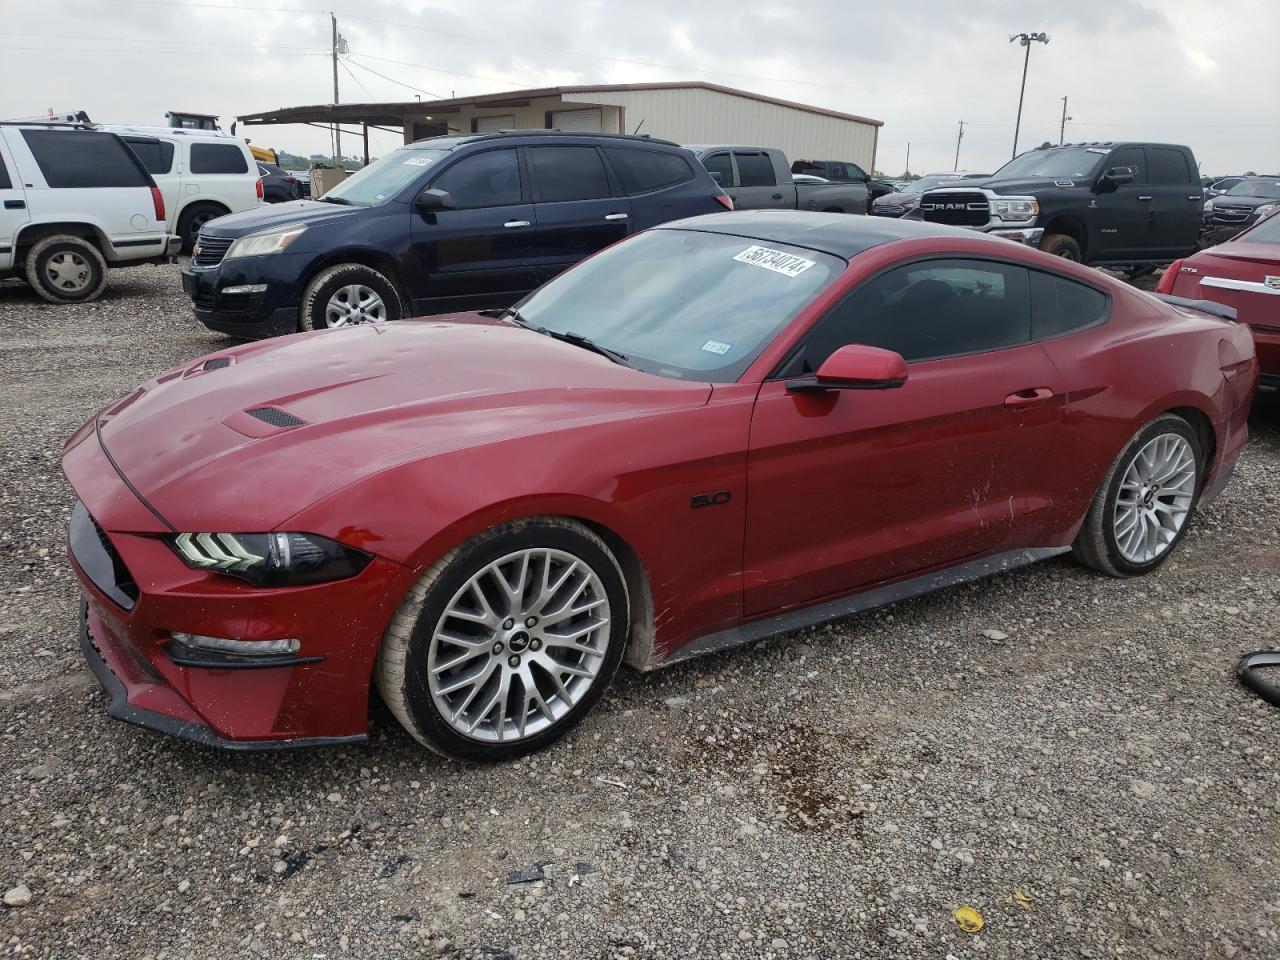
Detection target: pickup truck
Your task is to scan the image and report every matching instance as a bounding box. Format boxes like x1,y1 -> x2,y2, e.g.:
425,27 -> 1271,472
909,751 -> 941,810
686,145 -> 868,214
909,141 -> 1204,271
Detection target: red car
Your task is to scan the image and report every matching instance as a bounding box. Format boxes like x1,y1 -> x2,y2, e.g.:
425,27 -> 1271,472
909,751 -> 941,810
64,213 -> 1257,760
1157,209 -> 1280,390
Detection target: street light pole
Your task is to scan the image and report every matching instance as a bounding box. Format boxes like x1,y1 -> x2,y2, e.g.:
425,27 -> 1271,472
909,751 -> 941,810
1009,31 -> 1050,159
954,120 -> 965,170
1059,95 -> 1072,145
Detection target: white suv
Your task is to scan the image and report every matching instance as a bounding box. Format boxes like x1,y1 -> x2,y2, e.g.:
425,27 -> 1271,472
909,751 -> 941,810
0,122 -> 179,303
101,125 -> 263,252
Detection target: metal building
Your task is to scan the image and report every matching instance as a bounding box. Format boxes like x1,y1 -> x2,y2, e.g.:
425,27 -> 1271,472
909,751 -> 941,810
238,82 -> 882,171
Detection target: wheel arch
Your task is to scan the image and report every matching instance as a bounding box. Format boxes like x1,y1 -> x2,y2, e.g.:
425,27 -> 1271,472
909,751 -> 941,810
1041,214 -> 1089,259
14,222 -> 109,262
1166,404 -> 1217,475
298,249 -> 411,314
177,198 -> 231,222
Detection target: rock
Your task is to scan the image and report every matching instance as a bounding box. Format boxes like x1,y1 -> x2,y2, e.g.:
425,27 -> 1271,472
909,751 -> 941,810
4,885 -> 32,907
716,785 -> 738,800
771,938 -> 789,950
25,764 -> 54,780
737,929 -> 754,943
930,838 -> 944,850
982,629 -> 1009,641
1131,779 -> 1158,800
177,879 -> 190,893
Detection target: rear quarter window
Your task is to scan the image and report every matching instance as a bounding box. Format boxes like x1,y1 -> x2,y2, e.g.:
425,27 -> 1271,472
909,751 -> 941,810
0,151 -> 11,190
123,137 -> 175,175
190,143 -> 250,175
1029,271 -> 1110,339
21,130 -> 149,188
1147,148 -> 1194,185
603,148 -> 694,195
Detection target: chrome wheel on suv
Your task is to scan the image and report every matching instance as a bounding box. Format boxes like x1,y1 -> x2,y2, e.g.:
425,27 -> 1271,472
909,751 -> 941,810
44,250 -> 93,294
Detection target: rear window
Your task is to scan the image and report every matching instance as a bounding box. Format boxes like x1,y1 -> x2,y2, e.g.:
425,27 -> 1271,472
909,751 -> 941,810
190,143 -> 249,175
1029,271 -> 1109,339
603,147 -> 693,195
1147,148 -> 1193,185
22,130 -> 148,188
123,137 -> 175,175
528,146 -> 612,203
700,153 -> 734,187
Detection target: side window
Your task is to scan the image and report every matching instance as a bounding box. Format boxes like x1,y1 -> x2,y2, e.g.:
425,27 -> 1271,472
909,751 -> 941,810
734,152 -> 776,187
189,143 -> 250,175
429,149 -> 522,208
1104,146 -> 1147,184
527,146 -> 612,203
21,130 -> 148,188
0,150 -> 11,190
701,152 -> 734,187
603,147 -> 693,195
846,163 -> 868,180
123,137 -> 175,175
1029,271 -> 1109,339
798,259 -> 1032,370
1148,148 -> 1192,185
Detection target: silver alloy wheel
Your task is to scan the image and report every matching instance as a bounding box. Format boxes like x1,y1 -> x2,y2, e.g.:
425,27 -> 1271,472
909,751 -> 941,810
427,548 -> 611,743
45,251 -> 92,293
1113,433 -> 1197,563
325,284 -> 387,327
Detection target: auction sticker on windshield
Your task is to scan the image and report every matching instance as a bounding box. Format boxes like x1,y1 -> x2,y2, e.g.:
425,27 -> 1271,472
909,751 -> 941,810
403,157 -> 435,166
700,339 -> 732,356
733,245 -> 816,278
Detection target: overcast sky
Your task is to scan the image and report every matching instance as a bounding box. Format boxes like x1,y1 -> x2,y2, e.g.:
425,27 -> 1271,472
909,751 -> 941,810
2,0 -> 1276,176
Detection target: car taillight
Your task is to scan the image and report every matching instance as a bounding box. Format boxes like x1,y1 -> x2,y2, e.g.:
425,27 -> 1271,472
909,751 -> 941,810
714,194 -> 734,211
256,178 -> 265,200
1155,259 -> 1183,295
150,185 -> 165,222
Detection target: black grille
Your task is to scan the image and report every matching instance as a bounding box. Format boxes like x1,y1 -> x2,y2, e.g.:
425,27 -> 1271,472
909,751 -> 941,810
70,502 -> 139,610
192,234 -> 233,267
203,358 -> 231,370
247,406 -> 306,428
919,190 -> 990,227
1211,205 -> 1255,223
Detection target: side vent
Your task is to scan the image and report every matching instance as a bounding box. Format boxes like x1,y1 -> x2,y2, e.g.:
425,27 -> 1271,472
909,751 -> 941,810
203,358 -> 232,370
246,407 -> 307,428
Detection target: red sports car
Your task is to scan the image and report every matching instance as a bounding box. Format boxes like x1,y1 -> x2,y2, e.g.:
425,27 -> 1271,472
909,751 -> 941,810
64,212 -> 1257,760
1158,208 -> 1280,390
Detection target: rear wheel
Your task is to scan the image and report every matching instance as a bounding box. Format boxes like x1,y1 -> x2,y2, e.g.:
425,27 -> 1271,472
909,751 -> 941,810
177,203 -> 227,253
1072,415 -> 1203,577
375,518 -> 630,760
23,235 -> 108,304
300,263 -> 402,331
1040,232 -> 1082,261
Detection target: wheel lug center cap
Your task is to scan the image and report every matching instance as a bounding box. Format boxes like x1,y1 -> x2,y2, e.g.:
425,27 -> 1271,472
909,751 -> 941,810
508,630 -> 530,653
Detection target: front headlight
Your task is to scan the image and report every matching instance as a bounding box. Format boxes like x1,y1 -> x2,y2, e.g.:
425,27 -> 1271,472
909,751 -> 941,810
991,198 -> 1039,222
168,532 -> 371,587
224,224 -> 307,260
1254,204 -> 1277,218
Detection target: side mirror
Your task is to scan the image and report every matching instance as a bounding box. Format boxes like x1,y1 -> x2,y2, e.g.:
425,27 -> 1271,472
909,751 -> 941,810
415,188 -> 454,212
1097,166 -> 1135,190
787,344 -> 908,393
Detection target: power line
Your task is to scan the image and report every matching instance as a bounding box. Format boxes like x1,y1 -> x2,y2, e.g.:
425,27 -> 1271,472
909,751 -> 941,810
0,44 -> 328,58
344,52 -> 529,91
2,30 -> 325,51
341,54 -> 445,99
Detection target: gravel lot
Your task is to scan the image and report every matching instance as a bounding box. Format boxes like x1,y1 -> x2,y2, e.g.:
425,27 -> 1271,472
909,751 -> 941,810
2,262 -> 1278,960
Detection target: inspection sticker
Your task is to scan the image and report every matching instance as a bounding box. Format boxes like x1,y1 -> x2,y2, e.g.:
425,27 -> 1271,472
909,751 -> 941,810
700,339 -> 732,356
403,157 -> 435,166
733,245 -> 816,278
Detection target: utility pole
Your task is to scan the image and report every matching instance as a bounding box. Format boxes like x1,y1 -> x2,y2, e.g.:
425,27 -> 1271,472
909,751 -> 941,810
1059,95 -> 1072,145
331,13 -> 341,169
904,141 -> 911,177
954,121 -> 965,170
1009,31 -> 1050,159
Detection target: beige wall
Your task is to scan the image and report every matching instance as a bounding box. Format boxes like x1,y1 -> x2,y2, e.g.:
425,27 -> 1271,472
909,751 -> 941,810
403,98 -> 622,142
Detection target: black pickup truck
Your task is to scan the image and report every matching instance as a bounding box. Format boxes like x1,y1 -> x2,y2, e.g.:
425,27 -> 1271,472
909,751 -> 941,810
910,142 -> 1204,270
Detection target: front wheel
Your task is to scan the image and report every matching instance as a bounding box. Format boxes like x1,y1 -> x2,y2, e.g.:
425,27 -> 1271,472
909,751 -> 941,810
1040,232 -> 1082,261
1072,415 -> 1203,577
300,263 -> 402,331
375,518 -> 630,760
23,235 -> 108,304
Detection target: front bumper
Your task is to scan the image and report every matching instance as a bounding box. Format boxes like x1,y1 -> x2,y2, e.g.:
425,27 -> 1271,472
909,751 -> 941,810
988,226 -> 1044,247
182,254 -> 302,340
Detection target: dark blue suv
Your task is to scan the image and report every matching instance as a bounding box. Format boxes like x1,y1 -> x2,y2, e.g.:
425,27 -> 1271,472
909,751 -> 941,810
182,131 -> 732,338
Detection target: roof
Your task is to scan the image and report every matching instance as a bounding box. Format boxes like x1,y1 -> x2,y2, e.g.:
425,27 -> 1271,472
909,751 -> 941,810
655,210 -> 1002,259
406,130 -> 680,149
238,82 -> 883,129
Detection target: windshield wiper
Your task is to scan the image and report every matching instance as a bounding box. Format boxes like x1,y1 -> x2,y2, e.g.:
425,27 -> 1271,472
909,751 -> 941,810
318,195 -> 352,205
498,309 -> 629,365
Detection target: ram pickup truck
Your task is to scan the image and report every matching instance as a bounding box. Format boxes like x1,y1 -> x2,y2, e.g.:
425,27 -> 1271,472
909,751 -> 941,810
687,145 -> 868,214
911,141 -> 1203,269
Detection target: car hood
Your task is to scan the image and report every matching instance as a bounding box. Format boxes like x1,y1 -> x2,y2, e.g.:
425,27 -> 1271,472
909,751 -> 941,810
92,317 -> 712,532
956,176 -> 1081,195
1211,195 -> 1274,208
873,192 -> 920,210
197,198 -> 377,238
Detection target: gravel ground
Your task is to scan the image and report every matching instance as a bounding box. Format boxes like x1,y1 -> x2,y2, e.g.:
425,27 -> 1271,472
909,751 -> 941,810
1,262 -> 1278,960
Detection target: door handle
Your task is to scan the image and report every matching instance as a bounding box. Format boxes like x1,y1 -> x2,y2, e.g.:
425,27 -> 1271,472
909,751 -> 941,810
604,213 -> 628,221
771,193 -> 783,200
3,199 -> 24,209
1004,387 -> 1055,408
503,220 -> 530,228
1188,195 -> 1203,201
1137,195 -> 1153,201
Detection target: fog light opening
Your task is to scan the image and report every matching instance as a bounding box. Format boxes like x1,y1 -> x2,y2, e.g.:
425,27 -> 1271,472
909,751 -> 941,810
171,632 -> 300,657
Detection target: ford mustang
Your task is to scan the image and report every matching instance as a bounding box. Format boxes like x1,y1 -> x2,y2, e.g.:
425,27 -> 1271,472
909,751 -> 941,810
63,212 -> 1258,760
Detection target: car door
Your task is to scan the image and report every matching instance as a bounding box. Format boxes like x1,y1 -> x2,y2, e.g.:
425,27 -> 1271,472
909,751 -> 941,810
409,146 -> 537,313
522,144 -> 632,289
743,257 -> 1065,615
1090,146 -> 1148,261
731,150 -> 789,210
1145,146 -> 1203,257
121,136 -> 178,229
0,137 -> 29,272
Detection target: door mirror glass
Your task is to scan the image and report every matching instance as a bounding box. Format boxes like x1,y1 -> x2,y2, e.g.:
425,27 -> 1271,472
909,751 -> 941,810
415,187 -> 454,212
1098,166 -> 1135,189
788,344 -> 908,393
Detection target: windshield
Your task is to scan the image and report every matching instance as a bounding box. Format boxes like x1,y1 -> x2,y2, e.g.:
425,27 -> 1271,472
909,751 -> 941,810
901,175 -> 961,195
1244,210 -> 1280,243
992,146 -> 1105,180
321,148 -> 451,206
514,228 -> 844,382
1226,180 -> 1280,199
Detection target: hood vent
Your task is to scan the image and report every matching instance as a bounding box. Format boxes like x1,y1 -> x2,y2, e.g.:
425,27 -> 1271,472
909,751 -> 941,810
203,358 -> 232,371
247,407 -> 307,429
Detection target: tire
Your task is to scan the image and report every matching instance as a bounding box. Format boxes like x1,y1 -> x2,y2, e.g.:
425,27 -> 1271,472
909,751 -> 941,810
1072,414 -> 1203,577
1124,265 -> 1156,281
375,518 -> 630,761
1040,232 -> 1082,261
23,235 -> 108,304
177,204 -> 227,253
299,263 -> 403,332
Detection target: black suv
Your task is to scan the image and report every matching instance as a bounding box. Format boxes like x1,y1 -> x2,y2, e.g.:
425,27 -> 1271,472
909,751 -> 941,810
183,131 -> 730,339
911,142 -> 1203,268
